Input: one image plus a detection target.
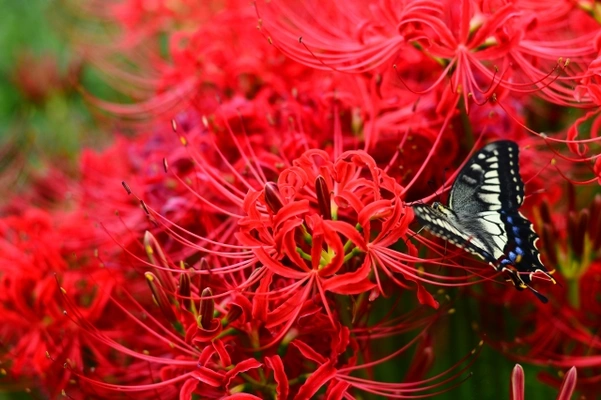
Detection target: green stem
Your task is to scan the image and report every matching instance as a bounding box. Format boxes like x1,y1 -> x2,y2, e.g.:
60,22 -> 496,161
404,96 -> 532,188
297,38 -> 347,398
296,247 -> 312,262
343,247 -> 362,264
567,277 -> 580,309
459,98 -> 474,152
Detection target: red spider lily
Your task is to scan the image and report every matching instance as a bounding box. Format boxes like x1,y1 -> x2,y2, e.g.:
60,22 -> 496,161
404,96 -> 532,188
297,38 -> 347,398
510,364 -> 577,400
77,0 -> 478,192
130,121 -> 452,344
538,194 -> 601,309
256,0 -> 599,108
77,0 -> 577,206
8,0 -> 601,399
51,217 -> 477,398
0,209 -> 123,397
5,89 -> 485,398
477,193 -> 601,397
254,0 -> 601,189
83,0 -> 318,120
78,0 -> 601,165
238,149 -> 440,317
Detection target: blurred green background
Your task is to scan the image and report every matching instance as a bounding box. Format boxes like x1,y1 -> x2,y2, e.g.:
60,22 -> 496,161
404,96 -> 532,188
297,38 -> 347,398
0,0 -> 112,195
0,1 -> 565,399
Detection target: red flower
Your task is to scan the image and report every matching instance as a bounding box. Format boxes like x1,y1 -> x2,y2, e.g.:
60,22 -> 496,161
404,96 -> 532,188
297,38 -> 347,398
7,0 -> 601,398
238,148 -> 447,324
0,209 -> 122,397
479,194 -> 601,398
257,0 -> 598,108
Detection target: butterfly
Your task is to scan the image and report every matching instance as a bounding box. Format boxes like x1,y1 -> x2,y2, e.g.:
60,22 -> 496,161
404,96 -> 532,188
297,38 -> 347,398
412,140 -> 556,303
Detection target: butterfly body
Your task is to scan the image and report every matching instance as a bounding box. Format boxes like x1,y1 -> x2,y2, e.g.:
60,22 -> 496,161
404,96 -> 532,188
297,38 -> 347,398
413,140 -> 555,302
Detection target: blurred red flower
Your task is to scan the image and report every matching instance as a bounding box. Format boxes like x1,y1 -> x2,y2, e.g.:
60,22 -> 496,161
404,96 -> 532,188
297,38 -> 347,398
2,0 -> 601,399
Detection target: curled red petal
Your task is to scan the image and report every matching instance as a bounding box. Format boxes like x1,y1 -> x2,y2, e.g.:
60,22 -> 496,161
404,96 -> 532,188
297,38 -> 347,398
280,224 -> 311,272
322,258 -> 376,295
197,345 -> 215,366
324,220 -> 367,251
227,293 -> 253,324
416,282 -> 439,309
309,217 -> 326,271
290,339 -> 327,364
295,361 -> 337,400
192,318 -> 222,344
212,340 -> 231,368
191,366 -> 224,387
357,199 -> 394,228
567,111 -> 595,156
334,191 -> 365,214
224,358 -> 262,388
179,378 -> 198,400
273,199 -> 311,231
252,269 -> 273,321
254,247 -> 307,279
265,355 -> 289,400
325,379 -> 350,400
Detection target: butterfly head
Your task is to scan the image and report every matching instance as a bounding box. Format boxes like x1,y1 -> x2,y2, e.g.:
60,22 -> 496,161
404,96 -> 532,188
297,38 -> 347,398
431,201 -> 453,216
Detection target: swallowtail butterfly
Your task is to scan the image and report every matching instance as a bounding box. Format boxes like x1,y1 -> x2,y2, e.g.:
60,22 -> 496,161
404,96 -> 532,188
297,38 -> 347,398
412,140 -> 556,302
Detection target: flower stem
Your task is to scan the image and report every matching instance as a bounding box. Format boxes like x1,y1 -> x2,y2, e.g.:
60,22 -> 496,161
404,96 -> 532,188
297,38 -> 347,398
459,98 -> 474,151
567,277 -> 580,309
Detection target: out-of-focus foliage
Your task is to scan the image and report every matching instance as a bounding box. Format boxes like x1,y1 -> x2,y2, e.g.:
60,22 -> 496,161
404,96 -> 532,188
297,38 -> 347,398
0,0 -> 111,195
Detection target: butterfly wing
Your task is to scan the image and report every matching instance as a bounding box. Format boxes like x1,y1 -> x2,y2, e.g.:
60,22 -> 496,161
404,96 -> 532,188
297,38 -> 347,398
498,210 -> 549,285
413,140 -> 554,298
412,204 -> 497,264
414,141 -> 522,262
449,140 -> 524,215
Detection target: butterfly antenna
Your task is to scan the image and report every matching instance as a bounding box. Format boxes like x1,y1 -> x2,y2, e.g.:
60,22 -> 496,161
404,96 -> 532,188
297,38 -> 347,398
441,167 -> 449,201
523,153 -> 554,201
427,167 -> 451,204
427,179 -> 438,200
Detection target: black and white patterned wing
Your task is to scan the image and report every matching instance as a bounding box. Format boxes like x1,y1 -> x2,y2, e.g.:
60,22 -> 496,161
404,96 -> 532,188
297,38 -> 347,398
497,210 -> 549,286
445,141 -> 523,262
412,140 -> 555,301
413,141 -> 522,262
449,140 -> 524,215
448,141 -> 550,282
412,204 -> 497,264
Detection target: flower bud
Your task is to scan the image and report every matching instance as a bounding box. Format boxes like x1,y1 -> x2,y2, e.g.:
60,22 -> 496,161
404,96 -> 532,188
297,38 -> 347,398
264,182 -> 284,213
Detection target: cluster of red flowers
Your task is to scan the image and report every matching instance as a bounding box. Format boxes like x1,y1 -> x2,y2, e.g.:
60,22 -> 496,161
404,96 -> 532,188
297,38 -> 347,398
1,0 -> 601,398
